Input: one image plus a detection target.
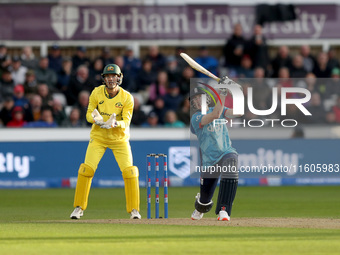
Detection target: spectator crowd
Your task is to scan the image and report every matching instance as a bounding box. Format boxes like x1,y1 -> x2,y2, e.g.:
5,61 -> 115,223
1,24 -> 340,128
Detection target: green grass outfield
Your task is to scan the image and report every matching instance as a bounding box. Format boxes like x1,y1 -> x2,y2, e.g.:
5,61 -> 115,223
0,186 -> 340,255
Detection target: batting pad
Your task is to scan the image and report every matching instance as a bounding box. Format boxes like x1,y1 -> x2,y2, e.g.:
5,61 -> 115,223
73,163 -> 95,210
122,166 -> 140,213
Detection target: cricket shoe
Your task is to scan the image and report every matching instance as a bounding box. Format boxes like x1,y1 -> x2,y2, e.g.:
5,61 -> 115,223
130,209 -> 141,219
191,209 -> 204,220
70,206 -> 83,219
217,210 -> 230,221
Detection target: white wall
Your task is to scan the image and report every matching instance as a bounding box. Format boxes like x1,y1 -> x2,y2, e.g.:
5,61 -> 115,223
0,126 -> 339,142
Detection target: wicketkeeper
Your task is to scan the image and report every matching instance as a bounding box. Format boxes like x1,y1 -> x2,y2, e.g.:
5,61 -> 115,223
190,77 -> 242,221
70,64 -> 141,220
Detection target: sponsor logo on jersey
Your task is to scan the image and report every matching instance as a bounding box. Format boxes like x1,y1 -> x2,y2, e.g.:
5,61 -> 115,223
100,112 -> 111,116
115,102 -> 123,108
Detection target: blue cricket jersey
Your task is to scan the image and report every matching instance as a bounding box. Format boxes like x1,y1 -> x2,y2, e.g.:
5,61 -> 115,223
190,107 -> 237,167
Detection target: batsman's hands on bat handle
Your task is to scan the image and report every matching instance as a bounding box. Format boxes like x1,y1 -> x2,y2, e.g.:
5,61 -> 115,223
217,76 -> 230,96
218,76 -> 229,85
218,76 -> 243,91
100,113 -> 117,129
92,109 -> 104,126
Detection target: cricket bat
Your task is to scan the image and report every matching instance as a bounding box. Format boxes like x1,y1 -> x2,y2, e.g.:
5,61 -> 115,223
180,53 -> 222,82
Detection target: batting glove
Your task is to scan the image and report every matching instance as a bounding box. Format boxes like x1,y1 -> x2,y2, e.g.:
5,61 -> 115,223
219,76 -> 242,90
92,109 -> 104,126
218,76 -> 233,85
100,113 -> 117,129
219,76 -> 227,84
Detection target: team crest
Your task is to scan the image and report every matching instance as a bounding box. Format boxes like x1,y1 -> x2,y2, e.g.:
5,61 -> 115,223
115,102 -> 123,108
107,66 -> 114,71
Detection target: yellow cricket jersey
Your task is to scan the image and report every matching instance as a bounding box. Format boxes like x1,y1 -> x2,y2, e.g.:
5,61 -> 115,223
86,85 -> 134,143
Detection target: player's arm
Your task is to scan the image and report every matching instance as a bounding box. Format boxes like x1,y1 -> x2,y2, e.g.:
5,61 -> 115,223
86,90 -> 103,125
200,95 -> 226,126
218,76 -> 244,119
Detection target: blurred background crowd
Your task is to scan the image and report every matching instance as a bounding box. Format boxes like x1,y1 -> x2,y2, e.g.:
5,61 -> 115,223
1,24 -> 339,128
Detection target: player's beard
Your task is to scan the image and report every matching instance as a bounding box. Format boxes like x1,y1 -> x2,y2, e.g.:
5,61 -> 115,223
106,81 -> 118,90
105,77 -> 119,91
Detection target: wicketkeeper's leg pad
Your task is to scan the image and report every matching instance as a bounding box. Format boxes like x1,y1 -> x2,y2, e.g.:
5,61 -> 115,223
122,166 -> 140,213
195,193 -> 214,213
73,163 -> 95,210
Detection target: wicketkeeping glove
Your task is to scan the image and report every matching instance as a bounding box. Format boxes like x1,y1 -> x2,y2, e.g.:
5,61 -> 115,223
92,109 -> 104,126
100,113 -> 117,129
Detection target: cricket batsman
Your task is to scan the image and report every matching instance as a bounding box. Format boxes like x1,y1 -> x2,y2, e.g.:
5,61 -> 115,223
190,77 -> 242,221
70,64 -> 141,220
